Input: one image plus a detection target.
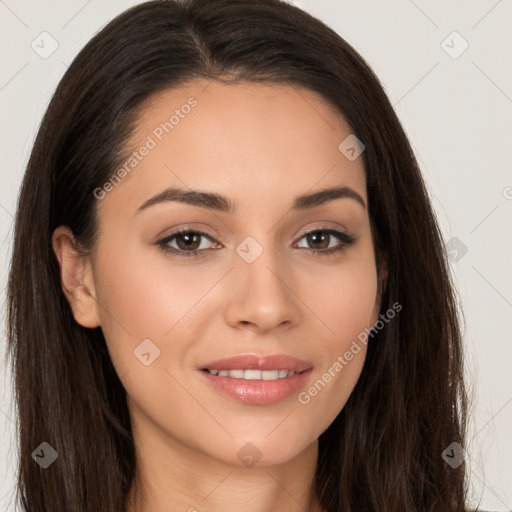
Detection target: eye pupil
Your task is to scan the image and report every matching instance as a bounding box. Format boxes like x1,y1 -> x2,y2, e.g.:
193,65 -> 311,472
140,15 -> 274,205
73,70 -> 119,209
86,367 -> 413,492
308,232 -> 329,249
177,233 -> 200,250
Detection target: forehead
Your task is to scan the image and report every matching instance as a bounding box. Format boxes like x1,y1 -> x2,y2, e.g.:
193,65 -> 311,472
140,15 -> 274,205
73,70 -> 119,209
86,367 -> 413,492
135,79 -> 354,155
98,80 -> 367,216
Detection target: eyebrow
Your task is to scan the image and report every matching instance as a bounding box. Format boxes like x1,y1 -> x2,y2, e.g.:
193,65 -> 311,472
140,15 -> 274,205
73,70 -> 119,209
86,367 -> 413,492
134,185 -> 366,215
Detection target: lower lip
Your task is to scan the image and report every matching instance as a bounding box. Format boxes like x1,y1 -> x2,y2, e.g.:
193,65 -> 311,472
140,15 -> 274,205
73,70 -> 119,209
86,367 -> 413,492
200,369 -> 313,405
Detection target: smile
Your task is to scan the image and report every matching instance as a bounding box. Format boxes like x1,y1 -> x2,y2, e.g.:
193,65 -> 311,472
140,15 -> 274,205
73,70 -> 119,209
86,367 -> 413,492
205,369 -> 297,380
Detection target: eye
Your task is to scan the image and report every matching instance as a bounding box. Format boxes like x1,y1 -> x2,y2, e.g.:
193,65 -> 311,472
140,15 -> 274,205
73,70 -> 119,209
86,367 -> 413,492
294,227 -> 356,257
157,225 -> 356,259
157,227 -> 219,259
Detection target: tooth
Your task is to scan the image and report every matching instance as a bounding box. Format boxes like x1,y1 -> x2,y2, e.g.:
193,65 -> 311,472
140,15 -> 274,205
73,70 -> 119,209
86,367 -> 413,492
207,368 -> 296,380
244,369 -> 262,380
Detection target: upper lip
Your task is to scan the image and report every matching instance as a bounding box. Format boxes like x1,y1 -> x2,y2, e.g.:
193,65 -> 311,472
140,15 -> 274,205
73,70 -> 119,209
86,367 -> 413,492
200,353 -> 313,372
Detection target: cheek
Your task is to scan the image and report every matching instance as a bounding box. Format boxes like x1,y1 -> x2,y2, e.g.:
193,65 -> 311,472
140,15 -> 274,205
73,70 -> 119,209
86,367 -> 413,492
91,240 -> 199,376
301,242 -> 379,342
292,250 -> 378,435
307,269 -> 377,337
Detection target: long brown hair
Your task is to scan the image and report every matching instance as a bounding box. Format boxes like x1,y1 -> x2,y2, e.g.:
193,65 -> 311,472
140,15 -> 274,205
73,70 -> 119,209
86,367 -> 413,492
6,0 -> 470,510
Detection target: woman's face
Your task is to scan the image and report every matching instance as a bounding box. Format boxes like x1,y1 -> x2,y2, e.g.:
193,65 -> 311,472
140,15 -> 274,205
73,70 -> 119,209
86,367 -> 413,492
65,80 -> 381,467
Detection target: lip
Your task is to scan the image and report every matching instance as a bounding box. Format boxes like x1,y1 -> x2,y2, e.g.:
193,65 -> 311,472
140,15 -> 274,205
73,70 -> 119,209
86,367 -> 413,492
198,353 -> 313,405
199,353 -> 313,372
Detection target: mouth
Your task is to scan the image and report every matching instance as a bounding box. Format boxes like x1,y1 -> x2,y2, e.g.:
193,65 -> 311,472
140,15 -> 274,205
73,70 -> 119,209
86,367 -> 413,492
198,353 -> 313,405
202,368 -> 300,380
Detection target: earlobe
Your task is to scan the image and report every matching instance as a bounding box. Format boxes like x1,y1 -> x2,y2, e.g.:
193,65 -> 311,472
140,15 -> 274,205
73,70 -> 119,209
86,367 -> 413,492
51,226 -> 101,329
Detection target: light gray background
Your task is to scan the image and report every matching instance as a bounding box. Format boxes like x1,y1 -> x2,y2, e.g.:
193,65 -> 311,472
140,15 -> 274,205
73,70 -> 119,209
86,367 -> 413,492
1,1 -> 511,510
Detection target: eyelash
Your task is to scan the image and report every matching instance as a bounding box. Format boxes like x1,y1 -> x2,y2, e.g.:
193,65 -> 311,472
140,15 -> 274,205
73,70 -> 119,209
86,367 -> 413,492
156,226 -> 356,260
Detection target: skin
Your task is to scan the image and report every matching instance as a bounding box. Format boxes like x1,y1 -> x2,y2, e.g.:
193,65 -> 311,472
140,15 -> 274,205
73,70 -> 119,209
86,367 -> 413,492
52,80 -> 385,512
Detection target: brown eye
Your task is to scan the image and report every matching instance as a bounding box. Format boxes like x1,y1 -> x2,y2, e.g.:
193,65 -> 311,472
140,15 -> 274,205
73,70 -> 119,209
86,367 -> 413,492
157,226 -> 355,260
174,232 -> 202,251
303,231 -> 331,250
295,228 -> 355,256
157,228 -> 219,258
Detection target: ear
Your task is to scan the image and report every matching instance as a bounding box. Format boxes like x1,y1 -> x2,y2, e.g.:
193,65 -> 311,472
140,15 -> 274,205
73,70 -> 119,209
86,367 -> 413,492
52,226 -> 101,328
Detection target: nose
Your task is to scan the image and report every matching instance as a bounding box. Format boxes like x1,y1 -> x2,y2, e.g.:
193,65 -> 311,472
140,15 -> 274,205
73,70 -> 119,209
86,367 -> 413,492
224,241 -> 302,334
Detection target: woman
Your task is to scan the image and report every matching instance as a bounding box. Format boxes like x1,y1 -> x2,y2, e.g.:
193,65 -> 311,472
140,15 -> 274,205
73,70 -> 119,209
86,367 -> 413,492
6,0 -> 470,510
